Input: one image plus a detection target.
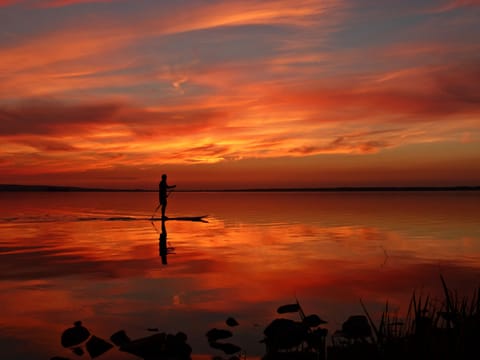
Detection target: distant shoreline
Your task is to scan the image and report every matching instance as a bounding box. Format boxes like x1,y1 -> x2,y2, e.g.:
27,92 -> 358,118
1,184 -> 479,192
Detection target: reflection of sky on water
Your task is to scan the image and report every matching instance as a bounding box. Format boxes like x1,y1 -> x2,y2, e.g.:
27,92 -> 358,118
0,191 -> 479,359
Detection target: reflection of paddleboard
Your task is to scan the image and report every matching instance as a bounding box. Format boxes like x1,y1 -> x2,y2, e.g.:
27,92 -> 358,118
151,215 -> 208,222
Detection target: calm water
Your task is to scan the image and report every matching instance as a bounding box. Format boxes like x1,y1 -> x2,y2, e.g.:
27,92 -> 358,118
0,191 -> 479,359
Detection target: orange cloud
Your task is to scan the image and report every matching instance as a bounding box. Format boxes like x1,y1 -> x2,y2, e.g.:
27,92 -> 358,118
154,0 -> 342,34
40,0 -> 120,7
1,55 -> 479,179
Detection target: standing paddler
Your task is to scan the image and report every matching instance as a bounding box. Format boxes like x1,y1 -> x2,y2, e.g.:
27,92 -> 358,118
156,173 -> 176,219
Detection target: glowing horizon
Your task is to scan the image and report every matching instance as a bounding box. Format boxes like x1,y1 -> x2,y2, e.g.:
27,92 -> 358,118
1,0 -> 479,189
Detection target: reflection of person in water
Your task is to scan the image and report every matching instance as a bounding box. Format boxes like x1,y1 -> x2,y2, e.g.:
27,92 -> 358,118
158,219 -> 175,265
159,219 -> 168,264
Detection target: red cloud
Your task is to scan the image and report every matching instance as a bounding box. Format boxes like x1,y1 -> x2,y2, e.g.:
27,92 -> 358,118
263,60 -> 480,120
0,99 -> 121,136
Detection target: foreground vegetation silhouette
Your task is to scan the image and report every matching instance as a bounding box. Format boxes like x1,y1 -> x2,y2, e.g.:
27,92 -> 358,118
50,277 -> 479,360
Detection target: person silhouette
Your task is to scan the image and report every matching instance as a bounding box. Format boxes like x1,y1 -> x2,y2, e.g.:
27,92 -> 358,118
152,174 -> 176,219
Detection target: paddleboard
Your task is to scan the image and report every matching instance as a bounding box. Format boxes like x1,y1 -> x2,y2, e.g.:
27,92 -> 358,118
151,215 -> 208,222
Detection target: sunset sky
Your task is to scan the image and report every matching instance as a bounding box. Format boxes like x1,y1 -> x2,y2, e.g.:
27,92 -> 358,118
1,0 -> 479,189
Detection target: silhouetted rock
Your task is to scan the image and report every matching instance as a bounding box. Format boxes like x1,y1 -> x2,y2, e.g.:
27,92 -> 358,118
277,303 -> 301,314
175,331 -> 188,343
165,333 -> 192,359
341,315 -> 372,339
119,332 -> 192,360
61,321 -> 90,348
226,317 -> 239,327
71,347 -> 83,356
85,335 -> 113,358
110,330 -> 131,347
120,333 -> 166,358
263,318 -> 308,351
303,314 -> 327,328
206,328 -> 233,342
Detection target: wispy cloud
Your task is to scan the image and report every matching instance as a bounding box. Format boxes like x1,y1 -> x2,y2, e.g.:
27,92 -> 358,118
39,0 -> 121,7
0,0 -> 344,99
429,0 -> 480,13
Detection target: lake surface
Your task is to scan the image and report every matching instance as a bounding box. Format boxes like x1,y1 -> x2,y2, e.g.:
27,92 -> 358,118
0,191 -> 479,359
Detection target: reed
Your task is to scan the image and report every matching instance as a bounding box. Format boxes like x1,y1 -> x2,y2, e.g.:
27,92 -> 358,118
329,275 -> 480,360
